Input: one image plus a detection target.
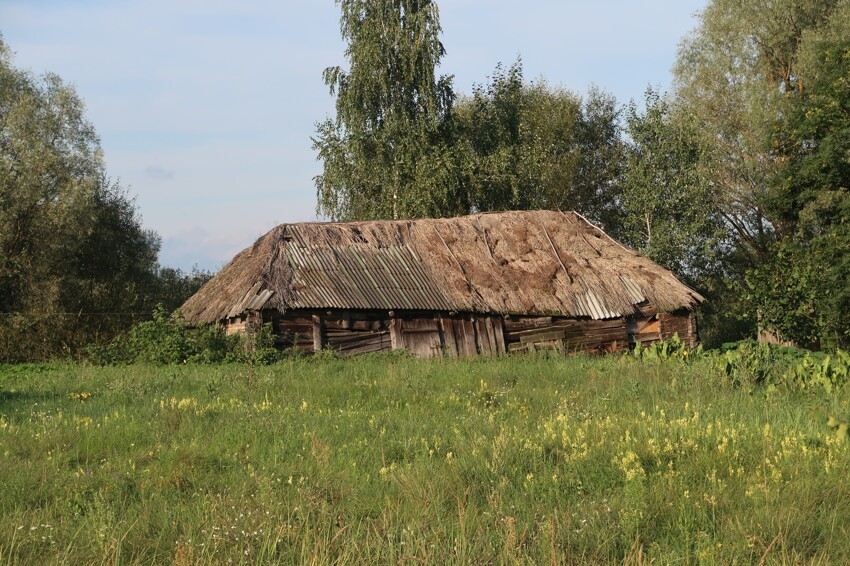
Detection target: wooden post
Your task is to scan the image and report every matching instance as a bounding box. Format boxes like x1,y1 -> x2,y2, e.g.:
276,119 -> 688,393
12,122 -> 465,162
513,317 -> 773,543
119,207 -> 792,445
492,316 -> 507,355
312,314 -> 324,353
389,316 -> 403,350
689,312 -> 698,348
484,316 -> 499,355
439,316 -> 459,358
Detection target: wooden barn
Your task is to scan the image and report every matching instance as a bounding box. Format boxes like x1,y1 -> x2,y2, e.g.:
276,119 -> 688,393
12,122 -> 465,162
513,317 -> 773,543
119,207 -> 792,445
180,210 -> 703,357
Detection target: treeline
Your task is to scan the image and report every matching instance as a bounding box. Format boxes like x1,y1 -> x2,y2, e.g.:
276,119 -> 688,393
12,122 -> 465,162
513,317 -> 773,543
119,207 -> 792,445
0,39 -> 211,362
2,0 -> 849,361
314,0 -> 850,350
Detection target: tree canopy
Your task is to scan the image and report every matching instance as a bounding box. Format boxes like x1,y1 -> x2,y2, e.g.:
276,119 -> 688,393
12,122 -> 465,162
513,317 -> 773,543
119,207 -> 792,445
0,37 -> 202,360
674,0 -> 844,256
313,0 -> 458,220
620,89 -> 728,279
746,36 -> 850,349
452,61 -> 623,230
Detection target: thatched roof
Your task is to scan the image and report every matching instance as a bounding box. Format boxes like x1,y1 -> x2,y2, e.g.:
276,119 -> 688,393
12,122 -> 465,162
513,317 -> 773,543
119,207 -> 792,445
181,210 -> 703,325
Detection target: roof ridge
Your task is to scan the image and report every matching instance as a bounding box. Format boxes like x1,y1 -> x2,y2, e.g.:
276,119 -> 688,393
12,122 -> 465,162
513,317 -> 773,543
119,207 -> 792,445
180,209 -> 704,325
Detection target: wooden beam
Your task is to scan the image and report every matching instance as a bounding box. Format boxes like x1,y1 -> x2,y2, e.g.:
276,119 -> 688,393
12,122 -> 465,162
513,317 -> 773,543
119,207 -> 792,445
492,316 -> 507,355
312,314 -> 324,353
389,317 -> 403,350
439,316 -> 459,358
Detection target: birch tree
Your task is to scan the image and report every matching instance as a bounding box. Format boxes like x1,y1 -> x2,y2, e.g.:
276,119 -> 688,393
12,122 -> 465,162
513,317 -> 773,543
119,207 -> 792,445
313,0 -> 459,220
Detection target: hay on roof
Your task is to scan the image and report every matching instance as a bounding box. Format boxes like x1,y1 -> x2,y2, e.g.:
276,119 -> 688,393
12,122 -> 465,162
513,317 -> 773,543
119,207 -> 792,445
180,210 -> 703,326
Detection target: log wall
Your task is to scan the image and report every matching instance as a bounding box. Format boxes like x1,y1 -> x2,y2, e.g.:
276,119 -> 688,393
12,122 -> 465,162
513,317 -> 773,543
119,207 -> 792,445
267,310 -> 508,358
225,308 -> 697,357
660,309 -> 698,348
504,316 -> 629,354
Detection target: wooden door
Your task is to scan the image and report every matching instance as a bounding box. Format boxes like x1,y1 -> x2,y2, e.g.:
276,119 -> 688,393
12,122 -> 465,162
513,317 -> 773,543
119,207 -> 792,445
399,318 -> 442,358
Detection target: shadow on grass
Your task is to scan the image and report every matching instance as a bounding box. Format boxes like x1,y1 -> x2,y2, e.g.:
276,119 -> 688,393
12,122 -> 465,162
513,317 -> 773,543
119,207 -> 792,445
0,389 -> 63,408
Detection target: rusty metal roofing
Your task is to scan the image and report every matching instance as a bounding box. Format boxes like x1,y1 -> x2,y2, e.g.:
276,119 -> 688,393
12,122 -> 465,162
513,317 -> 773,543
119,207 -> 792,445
285,228 -> 455,311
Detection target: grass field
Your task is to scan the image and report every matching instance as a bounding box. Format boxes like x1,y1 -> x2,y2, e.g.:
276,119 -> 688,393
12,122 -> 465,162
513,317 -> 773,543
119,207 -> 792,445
0,353 -> 848,564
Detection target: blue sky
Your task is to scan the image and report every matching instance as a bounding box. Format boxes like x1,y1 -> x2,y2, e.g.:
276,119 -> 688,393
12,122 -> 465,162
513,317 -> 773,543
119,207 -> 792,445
1,0 -> 706,271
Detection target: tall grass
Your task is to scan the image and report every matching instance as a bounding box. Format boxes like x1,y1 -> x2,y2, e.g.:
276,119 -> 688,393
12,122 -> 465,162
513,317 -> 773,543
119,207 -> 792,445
0,354 -> 847,563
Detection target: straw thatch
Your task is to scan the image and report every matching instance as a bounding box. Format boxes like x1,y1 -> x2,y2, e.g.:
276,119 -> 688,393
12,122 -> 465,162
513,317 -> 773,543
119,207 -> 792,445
181,210 -> 703,325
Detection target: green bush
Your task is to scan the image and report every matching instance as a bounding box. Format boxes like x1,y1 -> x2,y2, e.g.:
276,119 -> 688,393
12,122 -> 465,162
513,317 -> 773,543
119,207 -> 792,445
190,324 -> 242,364
632,337 -> 850,394
127,306 -> 194,364
716,340 -> 792,389
782,349 -> 850,394
85,306 -> 281,365
631,333 -> 704,363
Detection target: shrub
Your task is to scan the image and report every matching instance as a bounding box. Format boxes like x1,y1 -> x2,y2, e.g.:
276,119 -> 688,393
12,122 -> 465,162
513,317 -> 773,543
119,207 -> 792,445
85,306 -> 282,365
127,305 -> 194,364
782,349 -> 850,394
189,324 -> 242,364
630,333 -> 704,363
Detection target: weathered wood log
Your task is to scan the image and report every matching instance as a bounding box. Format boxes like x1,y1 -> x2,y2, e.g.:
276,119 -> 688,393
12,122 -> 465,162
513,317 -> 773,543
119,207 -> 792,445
520,330 -> 566,344
312,315 -> 323,352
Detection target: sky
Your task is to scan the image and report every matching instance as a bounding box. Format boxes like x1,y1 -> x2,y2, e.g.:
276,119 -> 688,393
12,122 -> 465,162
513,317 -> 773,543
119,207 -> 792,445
1,0 -> 707,272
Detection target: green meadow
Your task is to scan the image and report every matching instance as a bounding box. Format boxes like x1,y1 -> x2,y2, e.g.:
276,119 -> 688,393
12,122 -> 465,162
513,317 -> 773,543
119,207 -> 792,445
0,353 -> 848,564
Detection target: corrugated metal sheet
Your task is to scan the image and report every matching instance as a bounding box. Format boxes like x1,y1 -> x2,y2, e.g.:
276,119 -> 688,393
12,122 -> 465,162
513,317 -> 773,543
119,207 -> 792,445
575,290 -> 624,320
285,227 -> 455,311
227,282 -> 262,319
620,276 -> 647,305
246,289 -> 274,311
226,285 -> 275,319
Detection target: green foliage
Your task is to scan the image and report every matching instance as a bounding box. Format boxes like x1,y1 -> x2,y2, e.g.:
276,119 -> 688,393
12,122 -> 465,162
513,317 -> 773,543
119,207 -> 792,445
621,89 -> 728,279
783,349 -> 850,394
453,60 -> 624,229
743,240 -> 834,348
717,340 -> 803,389
675,339 -> 850,394
126,306 -> 196,364
693,277 -> 756,349
0,39 -> 152,349
313,0 -> 458,220
0,37 -> 209,361
1,357 -> 849,562
672,1 -> 850,347
631,334 -> 704,364
149,266 -> 214,313
627,336 -> 850,395
673,0 -> 842,256
84,306 -> 285,366
749,38 -> 850,349
773,36 -> 850,229
240,322 -> 286,366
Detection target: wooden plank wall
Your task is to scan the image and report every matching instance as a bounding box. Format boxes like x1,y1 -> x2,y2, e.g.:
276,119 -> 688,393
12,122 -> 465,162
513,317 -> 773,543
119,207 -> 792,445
659,310 -> 698,348
504,316 -> 629,354
224,311 -> 266,336
276,315 -> 318,353
287,311 -> 510,358
627,315 -> 662,346
224,315 -> 248,336
320,312 -> 391,356
263,309 -> 697,357
276,310 -> 411,357
396,318 -> 442,357
437,314 -> 505,358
